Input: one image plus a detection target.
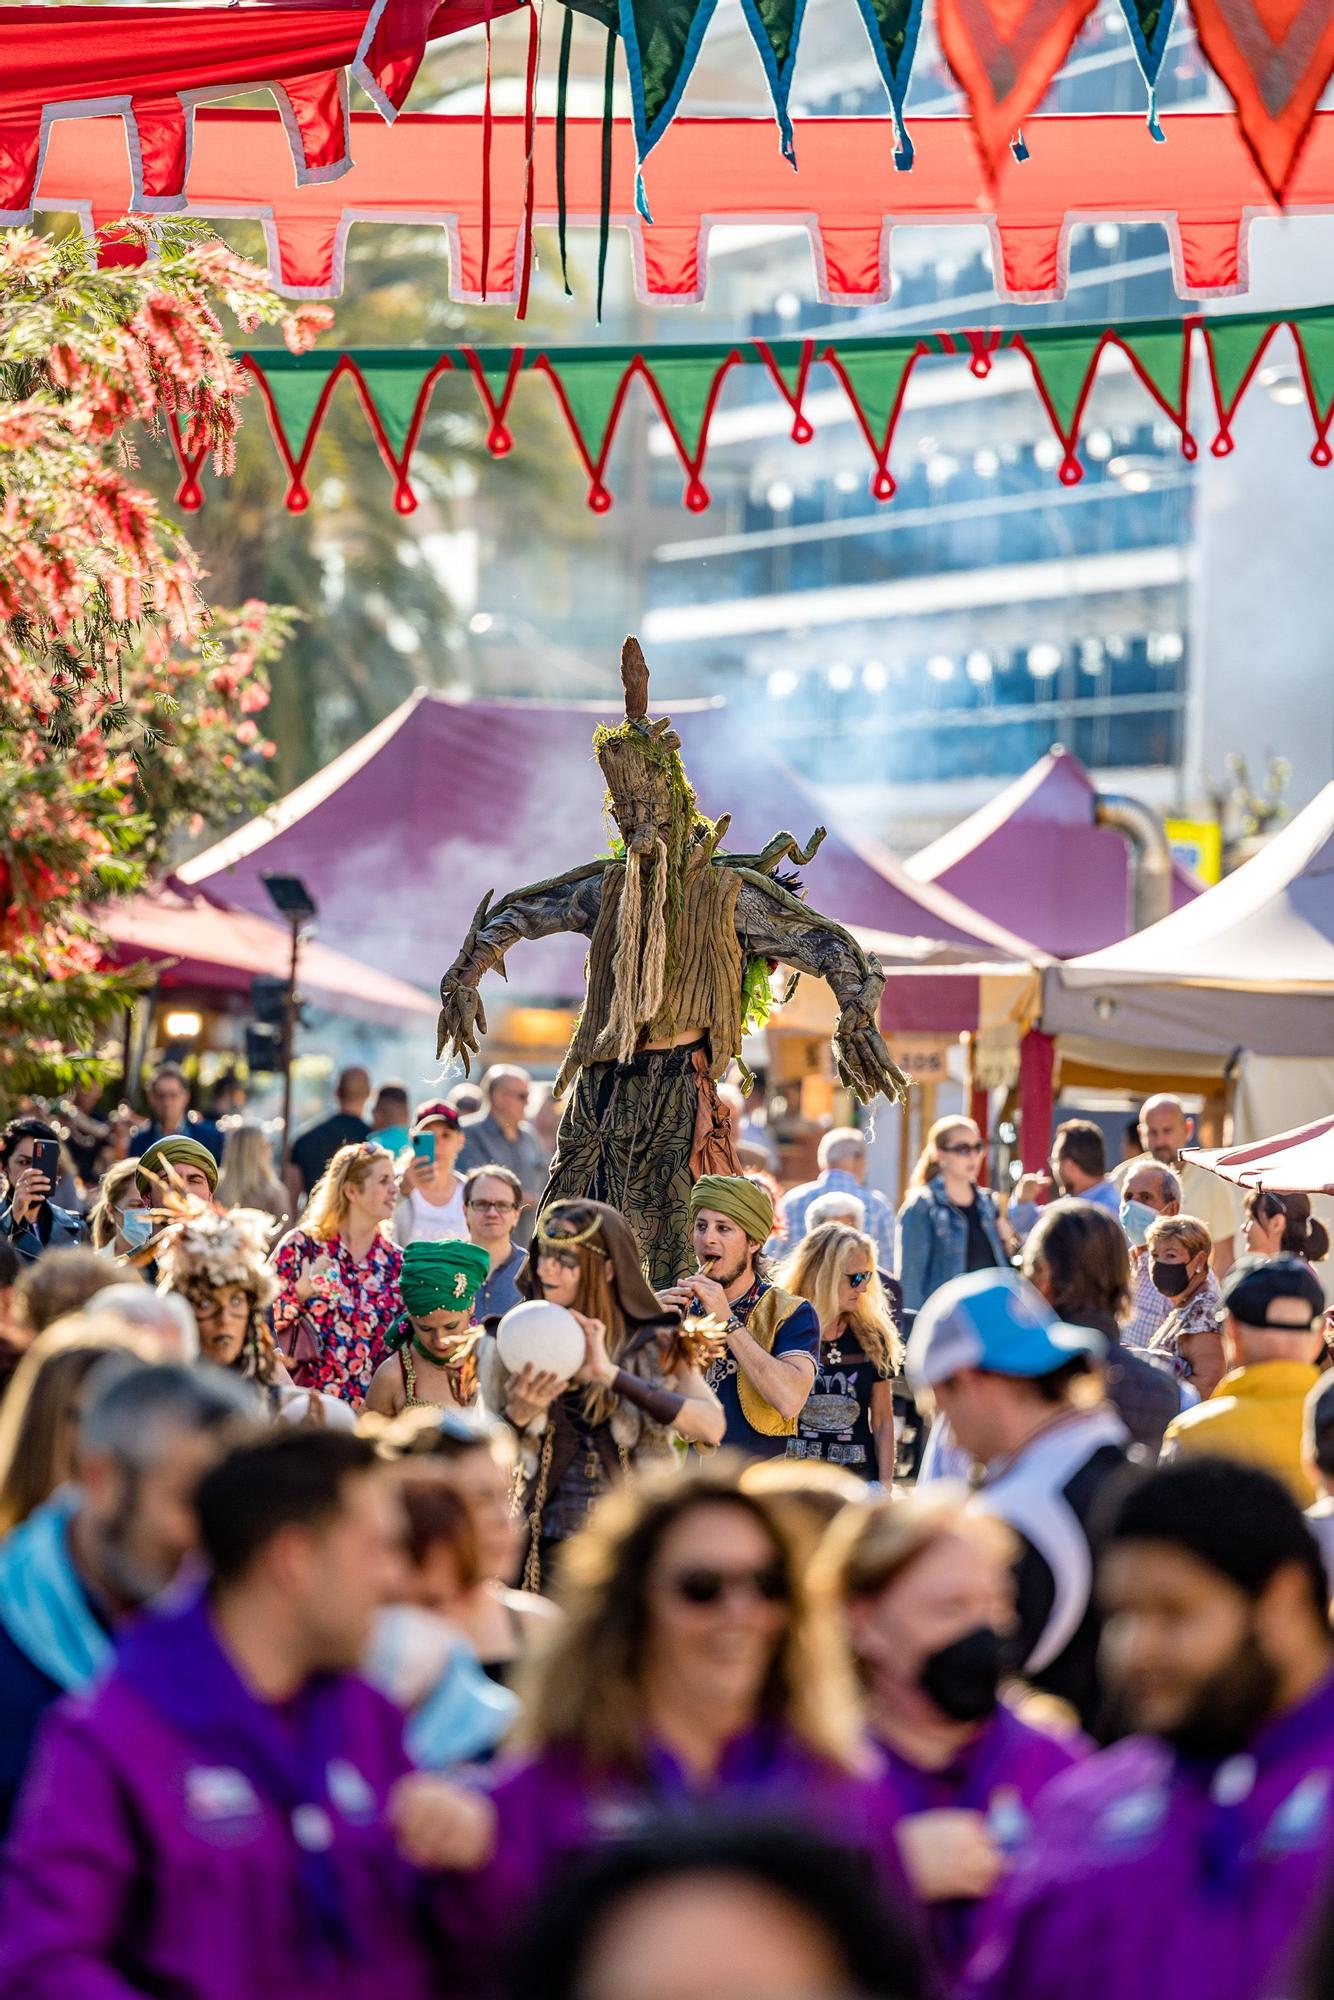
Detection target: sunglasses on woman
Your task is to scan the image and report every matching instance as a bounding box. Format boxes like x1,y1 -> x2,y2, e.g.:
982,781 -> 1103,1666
845,1269 -> 873,1290
940,1141 -> 985,1156
664,1562 -> 790,1608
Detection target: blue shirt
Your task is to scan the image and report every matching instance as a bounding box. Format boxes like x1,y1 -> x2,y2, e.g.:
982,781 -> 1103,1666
1079,1179 -> 1123,1216
782,1168 -> 896,1267
704,1281 -> 820,1458
475,1246 -> 525,1322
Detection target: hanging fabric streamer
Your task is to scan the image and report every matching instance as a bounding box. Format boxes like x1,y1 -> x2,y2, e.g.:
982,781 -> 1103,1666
516,0 -> 540,318
481,2 -> 495,299
555,7 -> 575,293
598,23 -> 616,320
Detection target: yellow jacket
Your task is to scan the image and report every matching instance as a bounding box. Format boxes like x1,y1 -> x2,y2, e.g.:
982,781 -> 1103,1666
1163,1361 -> 1321,1505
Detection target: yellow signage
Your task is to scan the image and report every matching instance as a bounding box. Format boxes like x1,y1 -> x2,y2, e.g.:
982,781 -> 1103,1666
1165,818 -> 1223,886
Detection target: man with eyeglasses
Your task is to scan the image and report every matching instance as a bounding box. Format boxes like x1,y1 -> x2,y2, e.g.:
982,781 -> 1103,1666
463,1166 -> 527,1321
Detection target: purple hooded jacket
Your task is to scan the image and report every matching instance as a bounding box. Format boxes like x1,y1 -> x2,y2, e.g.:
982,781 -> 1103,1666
877,1703 -> 1084,1980
963,1668 -> 1334,2000
0,1591 -> 442,2000
434,1723 -> 918,2000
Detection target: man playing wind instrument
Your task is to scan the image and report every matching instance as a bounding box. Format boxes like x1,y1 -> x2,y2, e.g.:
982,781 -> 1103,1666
437,637 -> 908,1287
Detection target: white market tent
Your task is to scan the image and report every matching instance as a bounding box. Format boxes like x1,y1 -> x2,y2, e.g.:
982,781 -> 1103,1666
1040,782 -> 1334,1061
1184,1115 -> 1334,1196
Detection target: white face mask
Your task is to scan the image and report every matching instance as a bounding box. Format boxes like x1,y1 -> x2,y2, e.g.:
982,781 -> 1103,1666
1120,1199 -> 1158,1248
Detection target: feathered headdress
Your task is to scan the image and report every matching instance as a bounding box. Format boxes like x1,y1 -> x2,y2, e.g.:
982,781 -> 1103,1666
157,1207 -> 279,1307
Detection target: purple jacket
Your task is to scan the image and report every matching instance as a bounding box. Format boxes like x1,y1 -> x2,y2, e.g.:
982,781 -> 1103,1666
0,1592 -> 441,2000
963,1669 -> 1334,2000
435,1724 -> 917,2000
877,1704 -> 1084,1980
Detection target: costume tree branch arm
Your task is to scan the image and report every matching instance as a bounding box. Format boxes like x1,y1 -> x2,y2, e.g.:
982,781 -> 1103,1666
437,868 -> 605,1067
733,872 -> 910,1107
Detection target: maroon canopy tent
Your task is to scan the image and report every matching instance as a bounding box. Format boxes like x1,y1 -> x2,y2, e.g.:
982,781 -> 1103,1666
906,747 -> 1198,957
179,689 -> 1028,998
101,876 -> 437,1026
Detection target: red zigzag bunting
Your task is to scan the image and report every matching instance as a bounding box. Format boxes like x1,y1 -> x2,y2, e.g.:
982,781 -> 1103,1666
165,312 -> 1334,517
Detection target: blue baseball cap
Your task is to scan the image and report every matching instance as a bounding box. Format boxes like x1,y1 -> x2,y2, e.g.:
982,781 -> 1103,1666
906,1269 -> 1108,1390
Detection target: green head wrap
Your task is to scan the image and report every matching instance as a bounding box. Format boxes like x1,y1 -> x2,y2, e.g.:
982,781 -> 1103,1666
689,1174 -> 774,1247
387,1239 -> 492,1352
136,1136 -> 219,1199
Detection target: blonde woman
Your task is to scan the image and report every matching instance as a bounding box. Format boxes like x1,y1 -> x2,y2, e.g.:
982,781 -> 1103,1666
897,1117 -> 1008,1331
1145,1213 -> 1223,1396
215,1123 -> 288,1225
271,1142 -> 402,1406
778,1222 -> 902,1482
418,1458 -> 913,2000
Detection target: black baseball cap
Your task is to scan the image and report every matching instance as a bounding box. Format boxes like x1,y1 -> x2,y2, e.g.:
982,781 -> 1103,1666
1219,1252 -> 1326,1329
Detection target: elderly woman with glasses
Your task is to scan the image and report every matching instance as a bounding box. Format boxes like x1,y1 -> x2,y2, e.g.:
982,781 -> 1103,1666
896,1119 -> 1010,1336
390,1458 -> 921,2000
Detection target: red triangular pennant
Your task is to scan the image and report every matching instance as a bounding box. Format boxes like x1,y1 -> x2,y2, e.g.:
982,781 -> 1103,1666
937,0 -> 1099,180
1190,0 -> 1334,202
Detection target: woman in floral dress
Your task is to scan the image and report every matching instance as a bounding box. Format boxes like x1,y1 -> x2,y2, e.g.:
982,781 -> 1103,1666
271,1142 -> 402,1406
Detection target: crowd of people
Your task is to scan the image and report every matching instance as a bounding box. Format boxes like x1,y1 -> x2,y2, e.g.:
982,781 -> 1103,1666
0,1061 -> 1331,2000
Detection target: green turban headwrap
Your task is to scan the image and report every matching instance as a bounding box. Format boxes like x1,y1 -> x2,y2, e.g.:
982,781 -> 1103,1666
689,1174 -> 774,1247
387,1239 -> 493,1351
136,1136 -> 219,1199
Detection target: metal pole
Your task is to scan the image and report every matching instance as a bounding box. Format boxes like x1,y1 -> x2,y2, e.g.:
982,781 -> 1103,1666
278,916 -> 300,1176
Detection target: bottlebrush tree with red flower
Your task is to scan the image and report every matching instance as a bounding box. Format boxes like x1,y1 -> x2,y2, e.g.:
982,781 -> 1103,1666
0,222 -> 328,1106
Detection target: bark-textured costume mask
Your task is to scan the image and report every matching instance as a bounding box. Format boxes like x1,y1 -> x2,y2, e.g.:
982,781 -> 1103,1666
437,636 -> 909,1285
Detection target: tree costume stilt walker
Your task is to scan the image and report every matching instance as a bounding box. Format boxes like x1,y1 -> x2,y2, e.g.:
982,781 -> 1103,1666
437,638 -> 910,1286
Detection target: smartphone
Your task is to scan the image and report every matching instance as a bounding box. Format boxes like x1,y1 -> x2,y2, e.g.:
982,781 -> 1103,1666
30,1139 -> 60,1186
412,1132 -> 437,1165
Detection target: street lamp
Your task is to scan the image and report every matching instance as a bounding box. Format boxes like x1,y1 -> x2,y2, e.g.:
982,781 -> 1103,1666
260,873 -> 317,1176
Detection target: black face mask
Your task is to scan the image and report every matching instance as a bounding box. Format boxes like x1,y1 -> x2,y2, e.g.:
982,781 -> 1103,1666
918,1626 -> 1003,1723
1151,1258 -> 1192,1297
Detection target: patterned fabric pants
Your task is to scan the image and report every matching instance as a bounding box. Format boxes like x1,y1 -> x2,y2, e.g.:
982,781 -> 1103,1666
539,1039 -> 737,1288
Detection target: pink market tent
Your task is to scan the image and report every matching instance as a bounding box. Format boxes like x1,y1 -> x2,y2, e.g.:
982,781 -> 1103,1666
179,690 -> 1033,998
1183,1116 -> 1334,1195
906,748 -> 1198,958
101,877 -> 437,1027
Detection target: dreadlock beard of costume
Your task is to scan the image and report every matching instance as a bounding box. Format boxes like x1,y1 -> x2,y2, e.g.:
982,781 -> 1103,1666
602,836 -> 669,1064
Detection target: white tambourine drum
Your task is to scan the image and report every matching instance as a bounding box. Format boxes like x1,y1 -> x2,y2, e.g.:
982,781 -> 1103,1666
496,1299 -> 585,1383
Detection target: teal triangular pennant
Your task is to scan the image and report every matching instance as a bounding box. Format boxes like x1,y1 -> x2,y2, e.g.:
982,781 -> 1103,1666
620,0 -> 718,196
737,0 -> 808,161
850,0 -> 924,165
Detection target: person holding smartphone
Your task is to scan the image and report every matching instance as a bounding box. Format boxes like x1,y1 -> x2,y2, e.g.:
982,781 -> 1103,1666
0,1120 -> 87,1266
394,1109 -> 468,1248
